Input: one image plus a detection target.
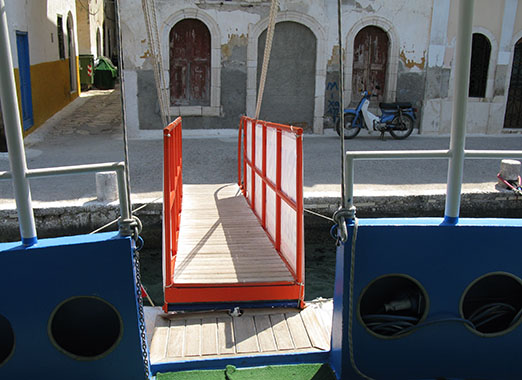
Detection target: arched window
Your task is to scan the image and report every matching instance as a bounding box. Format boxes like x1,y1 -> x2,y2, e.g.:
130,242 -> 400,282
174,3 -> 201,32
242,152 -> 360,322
469,33 -> 491,98
170,19 -> 211,106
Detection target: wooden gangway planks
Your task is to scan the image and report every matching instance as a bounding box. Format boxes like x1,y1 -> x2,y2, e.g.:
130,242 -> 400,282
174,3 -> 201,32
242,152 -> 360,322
149,306 -> 331,363
173,184 -> 293,284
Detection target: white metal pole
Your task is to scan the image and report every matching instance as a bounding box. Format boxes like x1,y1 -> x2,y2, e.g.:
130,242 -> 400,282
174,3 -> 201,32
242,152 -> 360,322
444,0 -> 474,224
0,0 -> 37,245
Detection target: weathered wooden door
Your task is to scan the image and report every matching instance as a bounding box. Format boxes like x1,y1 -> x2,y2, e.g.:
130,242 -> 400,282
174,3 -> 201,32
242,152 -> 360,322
504,39 -> 522,129
170,19 -> 211,106
352,26 -> 388,103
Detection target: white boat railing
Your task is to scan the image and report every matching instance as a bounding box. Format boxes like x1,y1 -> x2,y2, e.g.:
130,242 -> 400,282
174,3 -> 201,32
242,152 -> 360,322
344,149 -> 522,223
0,161 -> 132,232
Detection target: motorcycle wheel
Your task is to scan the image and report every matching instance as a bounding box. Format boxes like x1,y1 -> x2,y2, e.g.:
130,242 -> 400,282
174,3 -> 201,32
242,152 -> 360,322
389,114 -> 414,140
335,114 -> 361,139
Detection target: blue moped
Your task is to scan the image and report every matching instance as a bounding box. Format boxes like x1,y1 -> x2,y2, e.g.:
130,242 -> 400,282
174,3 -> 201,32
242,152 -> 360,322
336,90 -> 417,139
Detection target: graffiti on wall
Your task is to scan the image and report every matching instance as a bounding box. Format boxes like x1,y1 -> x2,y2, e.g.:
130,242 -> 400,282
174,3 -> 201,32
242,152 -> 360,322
326,79 -> 340,124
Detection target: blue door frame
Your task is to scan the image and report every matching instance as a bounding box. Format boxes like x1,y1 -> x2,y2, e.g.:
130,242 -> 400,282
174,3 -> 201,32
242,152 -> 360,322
15,31 -> 33,131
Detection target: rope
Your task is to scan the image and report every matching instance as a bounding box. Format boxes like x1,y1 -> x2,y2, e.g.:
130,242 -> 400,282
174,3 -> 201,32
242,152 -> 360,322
346,218 -> 375,380
497,173 -> 522,196
89,196 -> 162,235
150,0 -> 170,124
142,0 -> 170,126
255,0 -> 279,119
304,208 -> 334,222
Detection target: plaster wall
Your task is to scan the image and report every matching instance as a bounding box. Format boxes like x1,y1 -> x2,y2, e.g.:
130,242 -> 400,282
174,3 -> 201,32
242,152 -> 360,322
5,0 -> 78,66
514,1 -> 522,37
3,0 -> 80,136
421,0 -> 522,135
76,0 -> 92,54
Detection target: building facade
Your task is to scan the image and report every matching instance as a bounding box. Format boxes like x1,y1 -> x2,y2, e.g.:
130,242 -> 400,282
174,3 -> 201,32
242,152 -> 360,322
0,0 -> 115,151
120,0 -> 522,135
3,0 -> 80,138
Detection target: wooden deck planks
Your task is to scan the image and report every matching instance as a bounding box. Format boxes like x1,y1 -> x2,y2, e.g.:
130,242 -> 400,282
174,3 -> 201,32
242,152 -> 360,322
173,184 -> 293,284
150,307 -> 330,364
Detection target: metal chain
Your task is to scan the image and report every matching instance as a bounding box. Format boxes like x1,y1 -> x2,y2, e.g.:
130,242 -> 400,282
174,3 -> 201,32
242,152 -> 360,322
115,2 -> 148,376
134,245 -> 150,379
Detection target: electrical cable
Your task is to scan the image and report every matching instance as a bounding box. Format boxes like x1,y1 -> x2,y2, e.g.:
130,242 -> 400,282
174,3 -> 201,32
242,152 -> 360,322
362,302 -> 522,337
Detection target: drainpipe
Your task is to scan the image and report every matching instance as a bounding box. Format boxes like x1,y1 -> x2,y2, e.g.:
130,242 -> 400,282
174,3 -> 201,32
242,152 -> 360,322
444,0 -> 474,225
0,0 -> 37,245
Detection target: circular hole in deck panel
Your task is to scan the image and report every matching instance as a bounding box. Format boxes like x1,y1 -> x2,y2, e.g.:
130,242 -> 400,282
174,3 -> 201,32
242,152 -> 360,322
48,296 -> 122,360
358,274 -> 429,338
461,272 -> 522,336
0,313 -> 15,366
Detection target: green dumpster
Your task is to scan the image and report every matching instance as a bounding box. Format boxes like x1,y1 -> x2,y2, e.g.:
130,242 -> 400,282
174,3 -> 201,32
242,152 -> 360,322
78,54 -> 94,91
94,57 -> 118,90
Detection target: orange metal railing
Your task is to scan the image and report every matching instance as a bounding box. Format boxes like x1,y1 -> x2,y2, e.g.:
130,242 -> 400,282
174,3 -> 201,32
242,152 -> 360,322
238,116 -> 304,296
163,117 -> 183,290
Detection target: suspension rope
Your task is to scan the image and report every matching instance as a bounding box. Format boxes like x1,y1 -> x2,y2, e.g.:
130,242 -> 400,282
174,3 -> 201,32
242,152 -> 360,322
255,0 -> 279,119
142,0 -> 170,126
89,196 -> 163,235
150,0 -> 170,124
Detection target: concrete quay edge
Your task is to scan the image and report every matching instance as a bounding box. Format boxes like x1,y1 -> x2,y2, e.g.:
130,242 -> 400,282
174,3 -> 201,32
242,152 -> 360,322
1,189 -> 521,244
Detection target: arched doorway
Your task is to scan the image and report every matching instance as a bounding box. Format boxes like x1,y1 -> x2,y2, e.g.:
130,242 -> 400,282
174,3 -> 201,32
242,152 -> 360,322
352,26 -> 389,103
67,13 -> 77,92
504,39 -> 522,129
169,19 -> 211,106
257,21 -> 316,129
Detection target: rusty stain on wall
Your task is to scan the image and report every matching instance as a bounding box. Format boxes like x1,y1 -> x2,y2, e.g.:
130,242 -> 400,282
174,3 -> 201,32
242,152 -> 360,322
400,50 -> 426,70
221,34 -> 247,60
140,49 -> 151,59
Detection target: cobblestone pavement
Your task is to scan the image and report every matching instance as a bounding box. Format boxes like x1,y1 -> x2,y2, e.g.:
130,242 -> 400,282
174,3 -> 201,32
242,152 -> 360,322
37,88 -> 122,137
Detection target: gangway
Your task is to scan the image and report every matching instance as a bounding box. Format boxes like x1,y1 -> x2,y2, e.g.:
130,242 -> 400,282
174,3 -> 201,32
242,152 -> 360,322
163,116 -> 304,311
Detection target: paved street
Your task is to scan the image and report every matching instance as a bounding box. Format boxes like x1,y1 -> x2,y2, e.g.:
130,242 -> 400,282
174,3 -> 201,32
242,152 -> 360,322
1,87 -> 522,207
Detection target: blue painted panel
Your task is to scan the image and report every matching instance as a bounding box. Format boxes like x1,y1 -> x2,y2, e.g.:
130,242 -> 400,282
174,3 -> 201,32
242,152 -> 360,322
151,351 -> 330,375
0,232 -> 150,379
15,32 -> 33,131
330,218 -> 522,380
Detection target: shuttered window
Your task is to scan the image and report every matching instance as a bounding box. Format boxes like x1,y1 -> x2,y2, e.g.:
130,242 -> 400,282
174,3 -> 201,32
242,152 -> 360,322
57,15 -> 65,60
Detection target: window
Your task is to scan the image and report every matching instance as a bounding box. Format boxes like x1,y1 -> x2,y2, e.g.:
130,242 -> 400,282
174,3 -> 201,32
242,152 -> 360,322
469,33 -> 491,98
57,15 -> 65,60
